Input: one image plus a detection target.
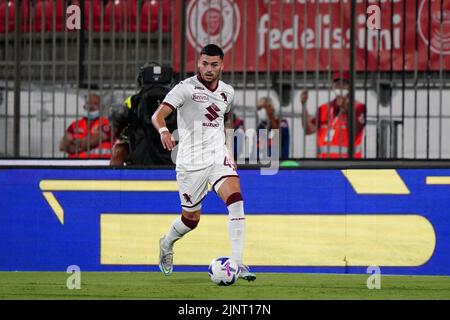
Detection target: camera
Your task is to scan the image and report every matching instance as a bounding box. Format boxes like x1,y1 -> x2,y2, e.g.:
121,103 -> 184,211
139,63 -> 172,85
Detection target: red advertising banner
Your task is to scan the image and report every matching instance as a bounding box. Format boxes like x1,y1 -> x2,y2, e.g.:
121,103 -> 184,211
173,0 -> 450,72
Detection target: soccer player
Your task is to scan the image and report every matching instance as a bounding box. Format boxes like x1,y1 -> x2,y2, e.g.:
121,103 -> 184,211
151,44 -> 256,282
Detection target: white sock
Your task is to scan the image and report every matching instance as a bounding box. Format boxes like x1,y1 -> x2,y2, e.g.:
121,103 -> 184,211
227,200 -> 245,265
163,216 -> 193,249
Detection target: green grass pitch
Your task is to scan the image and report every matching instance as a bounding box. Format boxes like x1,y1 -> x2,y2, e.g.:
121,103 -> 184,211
0,272 -> 449,300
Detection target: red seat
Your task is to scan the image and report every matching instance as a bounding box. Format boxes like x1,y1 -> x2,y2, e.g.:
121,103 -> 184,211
104,0 -> 136,32
140,0 -> 171,33
0,0 -> 30,33
21,0 -> 30,31
71,0 -> 102,32
125,0 -> 137,32
34,0 -> 64,32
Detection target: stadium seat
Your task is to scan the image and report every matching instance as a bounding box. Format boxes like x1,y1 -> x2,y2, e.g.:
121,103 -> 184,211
71,0 -> 102,32
140,0 -> 171,33
34,0 -> 64,32
0,0 -> 30,33
125,0 -> 137,32
104,0 -> 136,32
0,0 -> 15,33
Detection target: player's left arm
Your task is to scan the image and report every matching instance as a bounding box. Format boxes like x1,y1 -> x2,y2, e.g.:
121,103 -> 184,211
224,111 -> 237,170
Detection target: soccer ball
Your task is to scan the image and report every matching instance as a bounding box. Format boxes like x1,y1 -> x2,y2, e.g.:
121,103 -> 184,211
208,256 -> 239,286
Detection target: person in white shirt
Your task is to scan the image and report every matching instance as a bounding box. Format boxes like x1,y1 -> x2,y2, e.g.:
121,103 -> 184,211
151,44 -> 255,282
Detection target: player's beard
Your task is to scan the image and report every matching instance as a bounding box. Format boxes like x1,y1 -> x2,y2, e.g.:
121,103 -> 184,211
201,72 -> 218,84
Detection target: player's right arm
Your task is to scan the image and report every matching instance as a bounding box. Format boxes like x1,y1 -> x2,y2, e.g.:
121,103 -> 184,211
152,82 -> 188,151
152,103 -> 176,151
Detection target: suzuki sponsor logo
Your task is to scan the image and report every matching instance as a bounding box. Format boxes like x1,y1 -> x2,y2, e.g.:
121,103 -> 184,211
205,103 -> 221,122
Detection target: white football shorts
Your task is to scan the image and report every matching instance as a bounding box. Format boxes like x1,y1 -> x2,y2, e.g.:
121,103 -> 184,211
177,160 -> 238,212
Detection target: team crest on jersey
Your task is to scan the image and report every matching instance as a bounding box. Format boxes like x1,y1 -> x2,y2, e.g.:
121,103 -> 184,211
186,0 -> 241,54
192,93 -> 209,103
183,193 -> 192,204
220,92 -> 228,102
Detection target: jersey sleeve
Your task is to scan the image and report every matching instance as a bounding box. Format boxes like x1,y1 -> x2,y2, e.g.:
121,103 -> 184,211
225,88 -> 235,114
162,82 -> 189,110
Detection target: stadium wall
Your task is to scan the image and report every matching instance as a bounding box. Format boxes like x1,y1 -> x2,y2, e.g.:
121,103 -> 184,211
0,166 -> 449,275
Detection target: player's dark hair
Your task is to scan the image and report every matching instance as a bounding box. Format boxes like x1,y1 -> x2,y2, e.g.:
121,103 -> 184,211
200,44 -> 224,59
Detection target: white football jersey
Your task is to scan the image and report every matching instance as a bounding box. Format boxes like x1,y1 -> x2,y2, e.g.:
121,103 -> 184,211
163,75 -> 235,171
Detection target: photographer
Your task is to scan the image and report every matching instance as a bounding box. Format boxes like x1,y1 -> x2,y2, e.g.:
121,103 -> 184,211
110,62 -> 176,166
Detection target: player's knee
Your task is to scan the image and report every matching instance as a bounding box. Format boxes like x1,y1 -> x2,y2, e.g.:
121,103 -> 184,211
216,176 -> 240,196
181,212 -> 200,230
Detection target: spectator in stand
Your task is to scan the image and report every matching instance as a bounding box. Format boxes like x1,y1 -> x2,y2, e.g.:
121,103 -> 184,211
59,93 -> 113,158
300,71 -> 366,158
256,97 -> 290,160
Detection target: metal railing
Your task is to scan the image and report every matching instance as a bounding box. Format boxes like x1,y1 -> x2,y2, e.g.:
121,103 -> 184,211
0,0 -> 448,159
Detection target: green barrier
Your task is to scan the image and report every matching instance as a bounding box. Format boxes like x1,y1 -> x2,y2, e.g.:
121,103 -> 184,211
280,160 -> 300,167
